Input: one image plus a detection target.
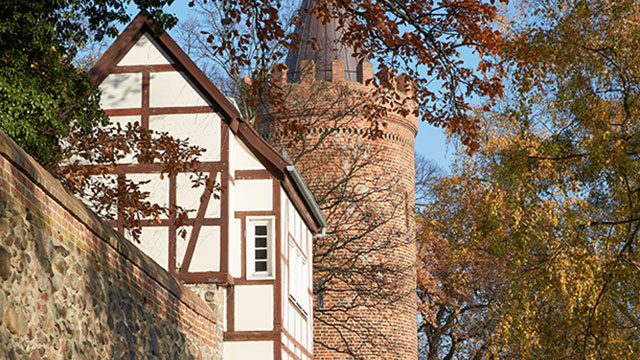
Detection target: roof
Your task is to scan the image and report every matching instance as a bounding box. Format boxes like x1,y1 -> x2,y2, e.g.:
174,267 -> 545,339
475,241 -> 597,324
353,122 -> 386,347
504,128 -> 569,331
285,0 -> 359,82
89,12 -> 326,232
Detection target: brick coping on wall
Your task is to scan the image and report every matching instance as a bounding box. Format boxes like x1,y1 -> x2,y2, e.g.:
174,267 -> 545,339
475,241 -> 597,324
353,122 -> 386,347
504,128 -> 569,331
0,129 -> 216,324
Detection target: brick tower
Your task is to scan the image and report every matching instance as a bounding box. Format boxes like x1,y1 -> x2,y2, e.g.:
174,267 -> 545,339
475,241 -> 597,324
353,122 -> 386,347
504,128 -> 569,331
259,0 -> 419,358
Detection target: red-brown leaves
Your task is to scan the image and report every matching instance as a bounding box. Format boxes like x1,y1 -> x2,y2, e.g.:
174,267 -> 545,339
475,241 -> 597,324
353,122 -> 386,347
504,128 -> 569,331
201,0 -> 507,151
52,122 -> 220,242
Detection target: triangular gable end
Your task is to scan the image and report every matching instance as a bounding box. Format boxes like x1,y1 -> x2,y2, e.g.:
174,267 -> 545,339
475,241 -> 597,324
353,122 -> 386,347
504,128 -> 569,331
117,33 -> 174,66
89,12 -> 238,120
89,13 -> 289,171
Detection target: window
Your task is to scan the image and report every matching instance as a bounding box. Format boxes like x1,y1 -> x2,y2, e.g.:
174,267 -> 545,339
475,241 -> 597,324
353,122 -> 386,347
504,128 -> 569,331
246,217 -> 274,279
289,239 -> 308,315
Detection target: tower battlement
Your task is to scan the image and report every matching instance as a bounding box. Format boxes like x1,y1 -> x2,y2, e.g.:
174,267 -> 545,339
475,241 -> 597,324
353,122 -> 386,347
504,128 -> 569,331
266,59 -> 419,138
272,59 -> 415,96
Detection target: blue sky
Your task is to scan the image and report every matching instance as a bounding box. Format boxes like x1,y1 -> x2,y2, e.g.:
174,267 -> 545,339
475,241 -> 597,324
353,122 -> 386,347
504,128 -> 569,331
415,123 -> 451,171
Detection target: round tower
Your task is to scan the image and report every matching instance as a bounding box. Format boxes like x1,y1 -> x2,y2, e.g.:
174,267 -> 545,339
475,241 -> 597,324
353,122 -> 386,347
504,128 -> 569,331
260,1 -> 418,358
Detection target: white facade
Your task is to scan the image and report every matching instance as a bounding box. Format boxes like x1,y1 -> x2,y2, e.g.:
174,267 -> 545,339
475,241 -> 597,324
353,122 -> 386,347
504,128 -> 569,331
91,14 -> 322,360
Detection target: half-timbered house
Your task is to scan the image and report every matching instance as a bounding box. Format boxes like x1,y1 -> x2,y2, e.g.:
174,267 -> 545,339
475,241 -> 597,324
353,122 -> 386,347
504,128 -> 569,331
88,14 -> 325,360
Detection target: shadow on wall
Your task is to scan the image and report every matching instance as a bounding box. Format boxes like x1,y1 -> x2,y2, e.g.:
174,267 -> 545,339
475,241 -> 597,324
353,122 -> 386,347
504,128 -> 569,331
100,73 -> 143,109
0,147 -> 216,358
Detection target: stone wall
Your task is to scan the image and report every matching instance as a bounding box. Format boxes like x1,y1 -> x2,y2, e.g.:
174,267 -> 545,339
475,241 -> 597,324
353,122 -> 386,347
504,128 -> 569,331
0,130 -> 221,359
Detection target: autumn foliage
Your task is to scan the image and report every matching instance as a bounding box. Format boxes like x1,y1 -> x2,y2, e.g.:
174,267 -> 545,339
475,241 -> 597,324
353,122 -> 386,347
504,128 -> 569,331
53,122 -> 217,241
193,0 -> 508,151
418,0 -> 640,358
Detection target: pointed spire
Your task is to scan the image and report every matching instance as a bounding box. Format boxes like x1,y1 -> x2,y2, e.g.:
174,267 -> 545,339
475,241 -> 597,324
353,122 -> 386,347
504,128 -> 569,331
285,0 -> 359,82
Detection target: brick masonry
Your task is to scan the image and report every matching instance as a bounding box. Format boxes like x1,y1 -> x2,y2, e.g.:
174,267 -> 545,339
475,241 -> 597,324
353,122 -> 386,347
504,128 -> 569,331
0,129 -> 222,359
263,60 -> 419,359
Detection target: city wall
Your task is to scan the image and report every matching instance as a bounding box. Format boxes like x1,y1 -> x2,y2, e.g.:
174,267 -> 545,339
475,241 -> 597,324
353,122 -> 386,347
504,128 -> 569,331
0,130 -> 221,359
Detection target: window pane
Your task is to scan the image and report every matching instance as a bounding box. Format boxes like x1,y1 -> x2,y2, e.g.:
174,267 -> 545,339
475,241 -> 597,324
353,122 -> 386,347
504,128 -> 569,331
255,225 -> 267,236
255,237 -> 267,248
255,261 -> 267,272
255,249 -> 267,259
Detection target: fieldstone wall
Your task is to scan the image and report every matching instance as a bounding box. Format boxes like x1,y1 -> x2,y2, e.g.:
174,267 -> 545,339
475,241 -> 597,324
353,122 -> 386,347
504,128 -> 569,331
185,283 -> 226,350
0,130 -> 221,359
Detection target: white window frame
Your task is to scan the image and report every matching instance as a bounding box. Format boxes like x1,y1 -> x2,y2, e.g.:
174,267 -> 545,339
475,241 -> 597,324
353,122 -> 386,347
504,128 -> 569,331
246,216 -> 275,280
288,239 -> 309,316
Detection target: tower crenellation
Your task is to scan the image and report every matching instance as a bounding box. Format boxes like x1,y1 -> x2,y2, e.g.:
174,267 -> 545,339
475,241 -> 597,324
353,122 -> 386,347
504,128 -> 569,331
269,57 -> 419,137
272,57 -> 415,95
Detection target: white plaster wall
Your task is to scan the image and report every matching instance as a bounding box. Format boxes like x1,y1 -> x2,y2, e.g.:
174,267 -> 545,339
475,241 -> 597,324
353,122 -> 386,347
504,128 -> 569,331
175,228 -> 189,270
125,173 -> 169,219
235,285 -> 273,331
284,195 -> 294,336
284,266 -> 290,325
235,179 -> 272,211
288,201 -> 295,238
298,212 -> 304,248
149,113 -> 221,162
301,314 -> 309,350
150,71 -> 210,107
100,73 -> 141,109
230,218 -> 242,278
285,299 -> 310,352
282,191 -> 289,250
175,225 -> 220,272
228,174 -> 240,278
294,208 -> 301,244
285,193 -> 313,261
176,172 -> 221,218
306,229 -> 312,260
191,225 -> 220,272
223,341 -> 273,360
117,33 -> 173,66
286,302 -> 295,343
233,138 -> 265,170
222,287 -> 227,331
137,227 -> 169,269
282,191 -> 314,355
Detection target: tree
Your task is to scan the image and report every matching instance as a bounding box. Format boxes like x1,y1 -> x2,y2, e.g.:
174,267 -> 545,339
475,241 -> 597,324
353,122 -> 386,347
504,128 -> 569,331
416,154 -> 508,360
0,0 -> 176,168
416,153 -> 509,360
176,0 -> 300,123
262,57 -> 415,358
419,0 -> 640,358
